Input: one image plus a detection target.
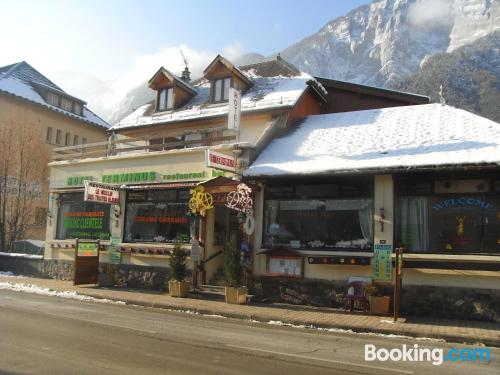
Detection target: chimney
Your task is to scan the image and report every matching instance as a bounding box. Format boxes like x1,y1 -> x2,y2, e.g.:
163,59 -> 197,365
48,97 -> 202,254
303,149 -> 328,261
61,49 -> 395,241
181,66 -> 190,83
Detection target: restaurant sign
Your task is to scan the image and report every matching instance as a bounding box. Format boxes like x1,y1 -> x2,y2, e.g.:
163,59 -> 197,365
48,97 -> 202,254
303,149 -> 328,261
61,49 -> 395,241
372,243 -> 392,282
84,181 -> 120,205
206,150 -> 236,172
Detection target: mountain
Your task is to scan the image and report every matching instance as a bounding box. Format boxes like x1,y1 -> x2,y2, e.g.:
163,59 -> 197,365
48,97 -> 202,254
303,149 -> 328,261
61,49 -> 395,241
280,0 -> 499,87
391,30 -> 500,122
108,0 -> 500,124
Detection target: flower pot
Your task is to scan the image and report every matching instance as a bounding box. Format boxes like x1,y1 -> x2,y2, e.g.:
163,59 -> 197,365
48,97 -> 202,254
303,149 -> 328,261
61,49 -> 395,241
369,296 -> 390,315
225,286 -> 247,305
168,280 -> 189,298
98,273 -> 115,287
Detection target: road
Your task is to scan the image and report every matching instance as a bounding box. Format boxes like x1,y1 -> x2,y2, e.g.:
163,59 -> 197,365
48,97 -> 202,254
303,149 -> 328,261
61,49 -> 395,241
0,289 -> 498,375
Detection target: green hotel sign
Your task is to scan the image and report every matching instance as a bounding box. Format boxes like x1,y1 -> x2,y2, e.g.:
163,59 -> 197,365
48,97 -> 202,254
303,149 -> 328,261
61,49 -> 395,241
66,169 -> 225,186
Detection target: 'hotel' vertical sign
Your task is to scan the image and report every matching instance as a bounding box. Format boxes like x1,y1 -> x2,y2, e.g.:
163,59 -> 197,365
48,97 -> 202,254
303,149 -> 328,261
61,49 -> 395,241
228,87 -> 241,131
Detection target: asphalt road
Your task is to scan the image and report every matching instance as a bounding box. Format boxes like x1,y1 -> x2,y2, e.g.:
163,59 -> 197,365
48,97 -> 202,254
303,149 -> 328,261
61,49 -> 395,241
0,289 -> 498,375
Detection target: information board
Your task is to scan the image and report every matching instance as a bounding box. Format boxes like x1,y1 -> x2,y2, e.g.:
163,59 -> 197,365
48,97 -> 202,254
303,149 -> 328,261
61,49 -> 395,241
372,243 -> 393,282
74,239 -> 99,285
108,236 -> 122,264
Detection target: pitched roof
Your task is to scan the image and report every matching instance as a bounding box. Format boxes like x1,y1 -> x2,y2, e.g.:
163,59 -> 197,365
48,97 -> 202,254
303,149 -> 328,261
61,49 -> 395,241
148,66 -> 196,95
203,54 -> 252,86
244,104 -> 500,177
0,61 -> 109,129
114,57 -> 323,130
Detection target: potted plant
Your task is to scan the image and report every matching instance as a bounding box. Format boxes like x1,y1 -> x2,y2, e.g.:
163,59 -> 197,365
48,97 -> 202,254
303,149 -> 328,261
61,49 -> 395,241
98,263 -> 116,287
365,282 -> 390,315
223,239 -> 247,304
168,245 -> 189,297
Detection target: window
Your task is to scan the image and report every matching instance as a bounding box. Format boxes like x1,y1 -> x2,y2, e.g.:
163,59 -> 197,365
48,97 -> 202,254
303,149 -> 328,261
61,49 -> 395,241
46,127 -> 53,143
213,77 -> 231,102
47,92 -> 59,106
396,178 -> 500,254
73,102 -> 82,115
82,137 -> 87,145
73,135 -> 79,145
264,181 -> 373,250
65,132 -> 71,146
56,193 -> 111,240
124,189 -> 192,243
157,87 -> 173,111
55,129 -> 62,145
61,97 -> 73,112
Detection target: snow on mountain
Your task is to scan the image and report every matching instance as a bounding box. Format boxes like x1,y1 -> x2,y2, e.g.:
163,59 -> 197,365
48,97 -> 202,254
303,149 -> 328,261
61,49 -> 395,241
280,0 -> 499,86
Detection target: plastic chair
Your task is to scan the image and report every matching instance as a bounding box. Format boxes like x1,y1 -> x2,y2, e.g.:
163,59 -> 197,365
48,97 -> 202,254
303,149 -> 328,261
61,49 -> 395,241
344,280 -> 369,312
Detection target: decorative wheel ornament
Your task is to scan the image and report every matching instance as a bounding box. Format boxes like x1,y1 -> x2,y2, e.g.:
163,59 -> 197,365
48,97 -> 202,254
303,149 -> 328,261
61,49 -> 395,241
226,183 -> 253,213
189,186 -> 214,216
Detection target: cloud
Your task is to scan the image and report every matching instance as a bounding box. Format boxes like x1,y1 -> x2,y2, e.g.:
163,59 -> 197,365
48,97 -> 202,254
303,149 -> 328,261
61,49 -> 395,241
47,43 -> 245,121
407,0 -> 454,28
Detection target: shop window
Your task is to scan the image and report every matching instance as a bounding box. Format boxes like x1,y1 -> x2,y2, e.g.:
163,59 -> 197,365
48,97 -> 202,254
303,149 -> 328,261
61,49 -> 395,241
56,192 -> 111,240
396,194 -> 500,254
124,189 -> 191,243
396,177 -> 500,254
264,198 -> 373,250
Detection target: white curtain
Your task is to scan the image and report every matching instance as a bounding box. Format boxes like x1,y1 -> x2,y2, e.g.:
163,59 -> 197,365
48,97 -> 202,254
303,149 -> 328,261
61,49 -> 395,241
358,203 -> 373,245
399,197 -> 429,252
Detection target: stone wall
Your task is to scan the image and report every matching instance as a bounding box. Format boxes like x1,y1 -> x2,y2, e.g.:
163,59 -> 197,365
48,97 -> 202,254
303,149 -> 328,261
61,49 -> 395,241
0,255 -> 180,291
252,276 -> 500,322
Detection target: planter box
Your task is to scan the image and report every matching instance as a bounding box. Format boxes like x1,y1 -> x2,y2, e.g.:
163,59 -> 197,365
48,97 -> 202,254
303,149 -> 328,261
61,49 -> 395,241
369,295 -> 390,315
168,280 -> 190,298
98,273 -> 115,287
225,287 -> 247,304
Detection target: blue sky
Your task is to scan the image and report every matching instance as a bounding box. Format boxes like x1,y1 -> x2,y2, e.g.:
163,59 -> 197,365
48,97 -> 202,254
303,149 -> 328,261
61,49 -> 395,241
0,0 -> 370,117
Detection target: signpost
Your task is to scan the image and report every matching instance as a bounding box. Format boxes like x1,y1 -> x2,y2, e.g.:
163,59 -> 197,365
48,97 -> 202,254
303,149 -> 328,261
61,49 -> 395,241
84,181 -> 120,205
191,239 -> 201,291
74,239 -> 100,285
228,87 -> 241,131
372,243 -> 393,282
206,150 -> 237,173
393,247 -> 404,322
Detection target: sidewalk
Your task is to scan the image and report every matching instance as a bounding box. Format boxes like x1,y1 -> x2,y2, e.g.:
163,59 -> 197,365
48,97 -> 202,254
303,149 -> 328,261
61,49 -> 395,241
1,275 -> 499,347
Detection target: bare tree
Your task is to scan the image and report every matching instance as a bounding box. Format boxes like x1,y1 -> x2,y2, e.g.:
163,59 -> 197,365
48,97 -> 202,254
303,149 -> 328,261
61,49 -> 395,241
0,121 -> 48,251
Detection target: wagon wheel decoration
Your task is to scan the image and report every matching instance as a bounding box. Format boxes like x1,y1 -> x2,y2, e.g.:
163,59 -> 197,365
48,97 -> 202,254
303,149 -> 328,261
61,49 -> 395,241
189,186 -> 214,216
225,183 -> 253,213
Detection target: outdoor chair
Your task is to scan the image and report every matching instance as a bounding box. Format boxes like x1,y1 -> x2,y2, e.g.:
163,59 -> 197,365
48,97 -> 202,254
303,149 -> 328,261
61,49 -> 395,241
344,280 -> 369,313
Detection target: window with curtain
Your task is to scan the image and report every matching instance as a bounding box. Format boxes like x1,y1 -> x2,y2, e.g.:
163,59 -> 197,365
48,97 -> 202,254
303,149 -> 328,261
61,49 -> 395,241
124,189 -> 191,243
263,182 -> 373,250
56,193 -> 111,240
396,177 -> 500,254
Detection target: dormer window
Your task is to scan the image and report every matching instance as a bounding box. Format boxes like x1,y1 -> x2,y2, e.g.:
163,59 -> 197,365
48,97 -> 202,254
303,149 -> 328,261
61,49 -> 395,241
47,92 -> 59,106
157,87 -> 173,111
61,97 -> 73,112
213,77 -> 231,102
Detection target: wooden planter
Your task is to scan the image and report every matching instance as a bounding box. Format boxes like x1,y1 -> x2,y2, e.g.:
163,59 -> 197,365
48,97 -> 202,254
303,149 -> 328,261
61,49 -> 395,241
98,273 -> 115,287
168,280 -> 190,298
369,296 -> 390,315
225,287 -> 247,305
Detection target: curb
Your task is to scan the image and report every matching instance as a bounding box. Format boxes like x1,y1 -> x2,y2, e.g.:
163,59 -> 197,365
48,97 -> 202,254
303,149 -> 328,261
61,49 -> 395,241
72,289 -> 500,348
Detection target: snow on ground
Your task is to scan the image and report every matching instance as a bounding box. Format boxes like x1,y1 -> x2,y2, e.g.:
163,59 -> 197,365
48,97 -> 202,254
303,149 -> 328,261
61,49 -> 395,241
0,252 -> 43,259
0,281 -> 126,305
265,320 -> 446,342
0,271 -> 25,278
245,103 -> 500,177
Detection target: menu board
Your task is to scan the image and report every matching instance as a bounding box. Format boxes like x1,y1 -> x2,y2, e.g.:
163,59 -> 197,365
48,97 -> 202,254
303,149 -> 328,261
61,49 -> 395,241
268,257 -> 303,278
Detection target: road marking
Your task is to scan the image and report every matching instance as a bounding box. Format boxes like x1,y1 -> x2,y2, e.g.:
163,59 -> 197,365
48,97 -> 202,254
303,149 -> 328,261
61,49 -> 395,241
225,344 -> 415,374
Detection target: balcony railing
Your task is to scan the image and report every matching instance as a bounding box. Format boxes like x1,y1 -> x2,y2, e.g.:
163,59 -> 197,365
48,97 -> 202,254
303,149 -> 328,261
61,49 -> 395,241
52,133 -> 237,162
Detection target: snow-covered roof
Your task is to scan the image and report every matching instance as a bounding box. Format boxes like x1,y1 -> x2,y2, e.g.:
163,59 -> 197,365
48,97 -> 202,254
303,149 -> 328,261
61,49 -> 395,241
245,104 -> 500,177
113,58 -> 322,130
0,61 -> 109,129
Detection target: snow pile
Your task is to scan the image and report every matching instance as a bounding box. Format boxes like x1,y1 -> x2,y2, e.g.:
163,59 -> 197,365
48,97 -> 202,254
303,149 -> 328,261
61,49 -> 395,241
245,104 -> 500,176
0,252 -> 43,259
0,281 -> 126,305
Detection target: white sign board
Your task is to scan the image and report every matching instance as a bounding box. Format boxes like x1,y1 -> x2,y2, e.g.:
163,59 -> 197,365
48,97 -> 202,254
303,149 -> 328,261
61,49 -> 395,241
228,87 -> 241,131
84,181 -> 120,205
206,150 -> 236,173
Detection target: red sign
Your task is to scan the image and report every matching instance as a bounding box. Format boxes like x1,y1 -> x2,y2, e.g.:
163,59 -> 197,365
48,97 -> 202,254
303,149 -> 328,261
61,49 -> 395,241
206,150 -> 236,172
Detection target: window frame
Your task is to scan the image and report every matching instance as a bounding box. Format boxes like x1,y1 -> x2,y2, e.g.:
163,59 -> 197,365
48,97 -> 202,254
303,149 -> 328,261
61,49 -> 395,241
212,77 -> 232,103
157,87 -> 174,112
46,92 -> 59,107
73,135 -> 79,145
55,129 -> 62,145
65,132 -> 71,146
46,127 -> 53,143
61,97 -> 73,112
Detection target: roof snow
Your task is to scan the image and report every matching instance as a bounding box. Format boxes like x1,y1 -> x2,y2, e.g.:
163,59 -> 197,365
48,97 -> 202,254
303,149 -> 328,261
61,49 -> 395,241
0,61 -> 109,129
113,60 -> 322,130
245,104 -> 500,177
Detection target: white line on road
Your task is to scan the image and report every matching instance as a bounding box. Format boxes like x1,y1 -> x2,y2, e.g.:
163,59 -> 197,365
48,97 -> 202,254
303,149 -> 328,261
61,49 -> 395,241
225,344 -> 415,374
